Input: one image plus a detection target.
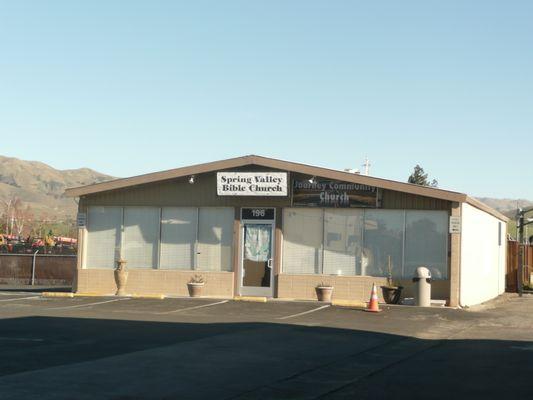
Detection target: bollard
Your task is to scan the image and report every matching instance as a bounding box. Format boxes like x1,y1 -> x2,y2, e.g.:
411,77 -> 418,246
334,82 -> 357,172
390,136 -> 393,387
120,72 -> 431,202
412,266 -> 431,307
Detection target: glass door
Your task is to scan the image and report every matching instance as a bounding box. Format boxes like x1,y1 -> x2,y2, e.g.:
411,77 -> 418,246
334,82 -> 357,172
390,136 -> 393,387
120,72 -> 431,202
240,222 -> 274,297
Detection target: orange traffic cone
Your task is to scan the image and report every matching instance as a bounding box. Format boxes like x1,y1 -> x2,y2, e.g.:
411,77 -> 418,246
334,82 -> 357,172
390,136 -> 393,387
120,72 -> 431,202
364,282 -> 381,313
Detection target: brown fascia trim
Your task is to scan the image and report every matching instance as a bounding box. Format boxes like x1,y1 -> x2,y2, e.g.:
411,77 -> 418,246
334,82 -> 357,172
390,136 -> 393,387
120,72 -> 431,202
250,156 -> 467,203
64,155 -> 505,220
65,155 -> 253,198
65,155 -> 465,201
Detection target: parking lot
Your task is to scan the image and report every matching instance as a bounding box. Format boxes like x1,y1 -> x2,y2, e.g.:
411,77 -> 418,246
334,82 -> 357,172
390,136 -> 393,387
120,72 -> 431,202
0,292 -> 532,399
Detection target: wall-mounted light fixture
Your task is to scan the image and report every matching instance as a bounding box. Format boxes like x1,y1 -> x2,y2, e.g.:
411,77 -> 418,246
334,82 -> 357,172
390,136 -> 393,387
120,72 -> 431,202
308,176 -> 316,184
188,175 -> 195,184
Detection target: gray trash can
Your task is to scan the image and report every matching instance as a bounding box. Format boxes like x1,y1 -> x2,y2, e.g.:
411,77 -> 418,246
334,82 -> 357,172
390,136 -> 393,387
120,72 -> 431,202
412,266 -> 431,307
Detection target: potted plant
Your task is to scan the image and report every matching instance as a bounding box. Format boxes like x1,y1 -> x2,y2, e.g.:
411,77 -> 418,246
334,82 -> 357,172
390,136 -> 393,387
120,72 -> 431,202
187,274 -> 205,297
315,282 -> 334,302
380,255 -> 403,304
114,258 -> 128,296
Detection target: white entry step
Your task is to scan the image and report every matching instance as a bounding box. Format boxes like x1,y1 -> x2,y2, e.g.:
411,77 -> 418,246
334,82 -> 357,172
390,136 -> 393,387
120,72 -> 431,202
401,298 -> 447,307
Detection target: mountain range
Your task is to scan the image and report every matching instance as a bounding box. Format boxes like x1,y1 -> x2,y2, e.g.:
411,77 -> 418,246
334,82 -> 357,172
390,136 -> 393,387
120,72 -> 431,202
0,155 -> 114,219
0,155 -> 530,220
475,198 -> 533,218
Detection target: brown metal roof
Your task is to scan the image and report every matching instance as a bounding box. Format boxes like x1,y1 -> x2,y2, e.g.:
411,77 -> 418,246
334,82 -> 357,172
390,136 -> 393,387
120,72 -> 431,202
64,154 -> 508,221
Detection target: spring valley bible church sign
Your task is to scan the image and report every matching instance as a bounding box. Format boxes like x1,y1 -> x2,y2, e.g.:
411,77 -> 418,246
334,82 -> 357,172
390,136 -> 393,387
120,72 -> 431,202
217,172 -> 288,196
292,179 -> 381,208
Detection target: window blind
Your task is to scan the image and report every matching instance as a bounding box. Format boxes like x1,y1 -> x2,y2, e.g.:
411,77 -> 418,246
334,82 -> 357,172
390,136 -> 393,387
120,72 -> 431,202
363,210 -> 405,278
404,210 -> 448,279
323,209 -> 363,276
85,206 -> 122,269
197,208 -> 233,272
160,207 -> 197,270
282,208 -> 323,274
123,207 -> 160,269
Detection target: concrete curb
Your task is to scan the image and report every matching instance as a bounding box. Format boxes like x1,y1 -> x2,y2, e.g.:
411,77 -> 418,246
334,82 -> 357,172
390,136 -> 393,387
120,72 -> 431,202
42,292 -> 74,298
233,296 -> 267,303
130,294 -> 166,300
331,299 -> 366,308
73,293 -> 114,297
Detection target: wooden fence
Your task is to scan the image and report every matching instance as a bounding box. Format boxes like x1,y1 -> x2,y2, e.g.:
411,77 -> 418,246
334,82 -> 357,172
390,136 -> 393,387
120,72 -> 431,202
506,240 -> 533,292
0,254 -> 76,286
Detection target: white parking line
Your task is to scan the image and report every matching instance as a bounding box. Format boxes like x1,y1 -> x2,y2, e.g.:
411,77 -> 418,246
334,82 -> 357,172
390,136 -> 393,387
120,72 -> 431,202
155,300 -> 229,315
0,296 -> 40,302
47,298 -> 130,310
277,304 -> 331,320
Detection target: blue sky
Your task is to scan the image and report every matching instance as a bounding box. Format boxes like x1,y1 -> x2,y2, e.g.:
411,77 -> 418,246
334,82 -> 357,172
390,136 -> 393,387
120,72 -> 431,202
1,1 -> 532,198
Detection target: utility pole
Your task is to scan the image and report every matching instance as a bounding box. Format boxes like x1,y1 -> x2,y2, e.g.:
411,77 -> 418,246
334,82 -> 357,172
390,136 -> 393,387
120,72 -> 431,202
516,206 -> 533,296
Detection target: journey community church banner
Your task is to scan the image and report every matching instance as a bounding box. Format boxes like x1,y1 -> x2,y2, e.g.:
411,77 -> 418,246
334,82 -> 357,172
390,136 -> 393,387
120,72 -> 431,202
292,179 -> 381,208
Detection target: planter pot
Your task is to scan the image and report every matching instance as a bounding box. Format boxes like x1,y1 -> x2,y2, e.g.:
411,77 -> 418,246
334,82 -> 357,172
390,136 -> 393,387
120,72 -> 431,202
380,286 -> 404,304
315,286 -> 333,302
187,282 -> 204,297
114,260 -> 129,296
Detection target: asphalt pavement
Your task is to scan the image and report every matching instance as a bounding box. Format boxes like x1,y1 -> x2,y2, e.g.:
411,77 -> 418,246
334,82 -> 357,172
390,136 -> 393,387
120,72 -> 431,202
0,292 -> 530,399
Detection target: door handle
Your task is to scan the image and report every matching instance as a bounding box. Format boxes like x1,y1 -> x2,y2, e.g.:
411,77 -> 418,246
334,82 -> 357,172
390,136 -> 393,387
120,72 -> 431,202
267,259 -> 273,269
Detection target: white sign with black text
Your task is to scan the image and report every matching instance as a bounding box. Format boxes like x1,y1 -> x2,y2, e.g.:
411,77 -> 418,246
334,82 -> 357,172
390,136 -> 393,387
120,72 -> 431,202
217,172 -> 288,196
77,212 -> 87,228
449,216 -> 461,234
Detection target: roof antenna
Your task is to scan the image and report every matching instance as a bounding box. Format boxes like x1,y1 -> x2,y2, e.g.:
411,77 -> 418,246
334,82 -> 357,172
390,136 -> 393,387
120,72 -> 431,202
362,157 -> 371,176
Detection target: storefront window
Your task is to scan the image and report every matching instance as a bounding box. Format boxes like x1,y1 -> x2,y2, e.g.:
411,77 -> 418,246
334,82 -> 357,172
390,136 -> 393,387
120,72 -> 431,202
404,210 -> 448,279
197,208 -> 234,272
123,207 -> 160,269
363,210 -> 404,278
85,206 -> 233,272
323,209 -> 363,276
282,209 -> 323,274
85,206 -> 122,269
282,208 -> 448,279
160,208 -> 197,270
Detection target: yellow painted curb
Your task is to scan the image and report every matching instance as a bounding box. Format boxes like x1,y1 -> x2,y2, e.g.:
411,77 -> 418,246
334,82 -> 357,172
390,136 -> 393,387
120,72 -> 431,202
130,293 -> 166,300
74,292 -> 114,297
332,299 -> 366,308
42,292 -> 74,298
233,296 -> 267,303
73,293 -> 165,299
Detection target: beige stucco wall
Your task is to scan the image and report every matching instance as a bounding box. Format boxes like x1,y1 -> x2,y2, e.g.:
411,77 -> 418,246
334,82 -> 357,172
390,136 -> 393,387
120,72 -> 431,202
277,275 -> 450,303
76,269 -> 234,298
396,279 -> 450,302
75,268 -> 451,303
277,274 -> 389,302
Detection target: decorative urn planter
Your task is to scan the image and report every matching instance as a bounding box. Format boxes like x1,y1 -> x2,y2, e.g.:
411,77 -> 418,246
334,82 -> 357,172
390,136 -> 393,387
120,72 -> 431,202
315,286 -> 334,302
114,259 -> 128,296
187,274 -> 205,297
380,285 -> 404,304
187,282 -> 205,297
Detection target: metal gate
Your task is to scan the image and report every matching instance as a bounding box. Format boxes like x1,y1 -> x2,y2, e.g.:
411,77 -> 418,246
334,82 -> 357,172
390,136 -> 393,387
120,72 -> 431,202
506,240 -> 533,292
